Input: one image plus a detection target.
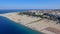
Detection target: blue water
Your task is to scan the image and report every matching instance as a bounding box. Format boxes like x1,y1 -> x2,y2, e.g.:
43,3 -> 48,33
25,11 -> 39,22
0,10 -> 27,14
0,16 -> 43,34
0,9 -> 39,14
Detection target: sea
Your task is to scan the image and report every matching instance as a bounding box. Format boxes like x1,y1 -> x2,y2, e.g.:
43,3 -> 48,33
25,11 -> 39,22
0,10 -> 44,34
0,10 -> 26,14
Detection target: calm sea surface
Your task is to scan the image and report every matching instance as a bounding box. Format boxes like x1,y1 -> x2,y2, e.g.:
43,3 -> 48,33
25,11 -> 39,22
0,10 -> 26,14
0,16 -> 44,34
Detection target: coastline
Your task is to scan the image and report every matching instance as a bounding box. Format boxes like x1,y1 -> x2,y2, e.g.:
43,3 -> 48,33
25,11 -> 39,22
0,12 -> 60,34
0,16 -> 44,34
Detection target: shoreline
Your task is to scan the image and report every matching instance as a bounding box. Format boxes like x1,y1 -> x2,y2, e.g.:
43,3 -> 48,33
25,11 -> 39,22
1,12 -> 60,34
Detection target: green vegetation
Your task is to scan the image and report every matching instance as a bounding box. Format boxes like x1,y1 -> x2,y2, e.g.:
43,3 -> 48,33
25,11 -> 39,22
18,12 -> 43,18
18,12 -> 60,24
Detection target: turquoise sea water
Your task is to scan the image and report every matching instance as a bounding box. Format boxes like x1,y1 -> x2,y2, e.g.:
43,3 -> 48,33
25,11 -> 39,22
0,16 -> 44,34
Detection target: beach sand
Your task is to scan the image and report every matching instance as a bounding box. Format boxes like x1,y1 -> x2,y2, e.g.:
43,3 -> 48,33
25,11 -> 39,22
0,12 -> 60,34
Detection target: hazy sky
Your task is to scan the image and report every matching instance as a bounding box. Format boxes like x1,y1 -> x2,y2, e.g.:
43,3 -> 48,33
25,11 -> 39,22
0,0 -> 60,9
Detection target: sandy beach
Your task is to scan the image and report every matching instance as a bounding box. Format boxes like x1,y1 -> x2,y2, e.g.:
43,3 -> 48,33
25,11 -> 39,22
0,12 -> 60,34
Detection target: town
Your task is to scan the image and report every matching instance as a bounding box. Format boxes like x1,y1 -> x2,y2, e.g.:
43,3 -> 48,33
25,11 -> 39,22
19,9 -> 60,24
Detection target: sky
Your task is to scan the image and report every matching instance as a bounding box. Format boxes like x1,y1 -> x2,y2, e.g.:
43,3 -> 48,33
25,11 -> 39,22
0,0 -> 60,9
